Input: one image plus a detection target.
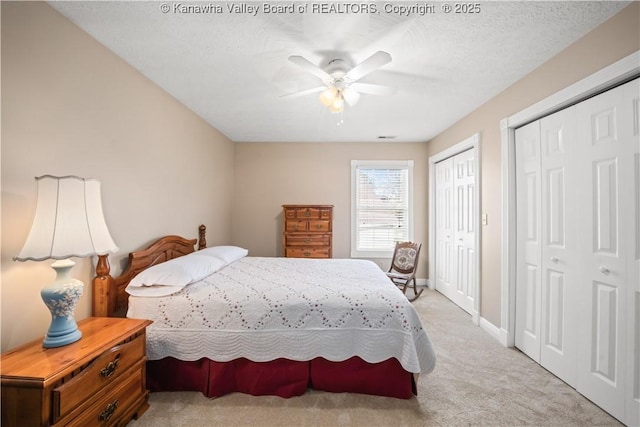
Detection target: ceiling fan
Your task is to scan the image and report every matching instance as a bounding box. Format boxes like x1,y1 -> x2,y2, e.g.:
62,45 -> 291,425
285,51 -> 396,113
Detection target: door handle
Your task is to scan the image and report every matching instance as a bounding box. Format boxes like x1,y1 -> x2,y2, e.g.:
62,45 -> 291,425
550,257 -> 559,263
599,267 -> 610,275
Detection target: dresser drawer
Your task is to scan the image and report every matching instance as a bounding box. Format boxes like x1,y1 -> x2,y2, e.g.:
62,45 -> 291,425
308,220 -> 331,232
318,209 -> 331,220
285,220 -> 307,232
53,333 -> 145,422
295,207 -> 321,219
64,361 -> 145,427
285,234 -> 330,246
285,247 -> 331,258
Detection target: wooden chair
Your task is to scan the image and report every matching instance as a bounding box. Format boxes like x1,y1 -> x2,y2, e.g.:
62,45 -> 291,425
386,242 -> 423,302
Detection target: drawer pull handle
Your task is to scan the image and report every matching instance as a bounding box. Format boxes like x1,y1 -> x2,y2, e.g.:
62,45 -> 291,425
293,225 -> 299,231
305,211 -> 311,217
303,251 -> 311,257
315,225 -> 322,230
100,358 -> 119,378
98,400 -> 119,422
304,238 -> 311,243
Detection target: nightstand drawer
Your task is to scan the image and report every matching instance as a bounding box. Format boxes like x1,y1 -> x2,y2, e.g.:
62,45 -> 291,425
53,333 -> 145,421
64,361 -> 145,427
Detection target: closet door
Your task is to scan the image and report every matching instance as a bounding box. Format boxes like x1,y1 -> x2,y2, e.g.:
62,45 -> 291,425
515,121 -> 542,362
435,157 -> 455,297
574,78 -> 638,421
452,149 -> 477,314
538,108 -> 579,387
515,108 -> 579,385
435,148 -> 477,315
623,79 -> 639,427
514,78 -> 638,425
627,78 -> 640,426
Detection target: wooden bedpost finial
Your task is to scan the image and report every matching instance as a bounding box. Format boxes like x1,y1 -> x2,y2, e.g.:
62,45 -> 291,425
92,254 -> 115,317
198,224 -> 207,250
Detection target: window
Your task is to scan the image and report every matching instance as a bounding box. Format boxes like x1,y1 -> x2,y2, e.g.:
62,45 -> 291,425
351,160 -> 414,258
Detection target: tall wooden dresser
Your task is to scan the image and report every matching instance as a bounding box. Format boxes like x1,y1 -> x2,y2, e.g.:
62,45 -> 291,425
282,204 -> 333,258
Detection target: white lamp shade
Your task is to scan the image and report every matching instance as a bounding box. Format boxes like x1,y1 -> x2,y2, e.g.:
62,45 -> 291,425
328,94 -> 344,113
14,175 -> 118,261
319,87 -> 338,107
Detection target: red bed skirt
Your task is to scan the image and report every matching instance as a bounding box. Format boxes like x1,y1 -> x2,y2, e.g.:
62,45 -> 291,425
147,357 -> 416,399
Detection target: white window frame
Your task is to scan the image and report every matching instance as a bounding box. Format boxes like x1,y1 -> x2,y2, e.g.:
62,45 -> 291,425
350,160 -> 414,258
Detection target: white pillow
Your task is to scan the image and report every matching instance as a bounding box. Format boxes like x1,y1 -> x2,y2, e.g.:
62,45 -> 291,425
126,252 -> 226,297
198,246 -> 248,264
126,283 -> 185,297
175,254 -> 226,282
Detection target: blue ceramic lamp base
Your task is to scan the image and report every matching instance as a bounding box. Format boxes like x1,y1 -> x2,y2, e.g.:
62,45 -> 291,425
41,259 -> 84,348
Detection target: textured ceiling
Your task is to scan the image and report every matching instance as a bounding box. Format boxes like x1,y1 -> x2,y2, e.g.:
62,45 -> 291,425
50,1 -> 629,143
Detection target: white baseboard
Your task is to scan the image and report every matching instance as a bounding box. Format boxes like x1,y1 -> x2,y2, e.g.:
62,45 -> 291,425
479,317 -> 503,344
499,328 -> 511,347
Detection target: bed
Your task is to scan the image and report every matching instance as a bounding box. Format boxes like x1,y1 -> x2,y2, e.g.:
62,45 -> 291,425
92,225 -> 436,399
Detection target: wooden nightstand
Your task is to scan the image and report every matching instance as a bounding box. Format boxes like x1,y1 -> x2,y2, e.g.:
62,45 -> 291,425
1,317 -> 152,427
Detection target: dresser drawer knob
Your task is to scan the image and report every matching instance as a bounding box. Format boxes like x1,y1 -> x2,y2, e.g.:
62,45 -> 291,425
100,357 -> 119,378
98,399 -> 119,422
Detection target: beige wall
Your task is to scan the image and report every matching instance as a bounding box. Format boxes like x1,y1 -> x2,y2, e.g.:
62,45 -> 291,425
1,2 -> 638,352
426,2 -> 640,326
0,2 -> 235,351
232,142 -> 429,272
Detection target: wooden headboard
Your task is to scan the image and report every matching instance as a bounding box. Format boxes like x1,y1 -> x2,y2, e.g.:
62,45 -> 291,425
92,225 -> 207,317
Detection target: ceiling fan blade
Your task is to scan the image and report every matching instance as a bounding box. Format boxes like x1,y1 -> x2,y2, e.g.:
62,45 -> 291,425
342,88 -> 360,106
288,55 -> 331,81
281,86 -> 326,98
345,51 -> 392,82
350,82 -> 396,96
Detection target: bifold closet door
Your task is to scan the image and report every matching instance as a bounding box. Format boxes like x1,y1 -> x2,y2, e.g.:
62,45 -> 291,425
435,148 -> 477,315
435,157 -> 455,298
515,107 -> 579,387
538,107 -> 579,387
515,121 -> 542,362
515,78 -> 639,425
574,78 -> 638,422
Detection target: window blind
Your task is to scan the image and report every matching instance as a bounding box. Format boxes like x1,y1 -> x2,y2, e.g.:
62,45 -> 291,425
352,161 -> 412,256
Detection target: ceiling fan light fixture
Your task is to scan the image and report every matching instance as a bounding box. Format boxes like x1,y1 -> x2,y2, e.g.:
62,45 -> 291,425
320,87 -> 338,106
288,51 -> 394,116
328,94 -> 344,113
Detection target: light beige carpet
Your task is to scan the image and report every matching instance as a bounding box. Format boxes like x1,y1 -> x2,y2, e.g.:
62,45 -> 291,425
129,289 -> 621,427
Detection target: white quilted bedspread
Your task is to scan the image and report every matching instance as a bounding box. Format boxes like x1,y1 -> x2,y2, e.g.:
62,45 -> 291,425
127,257 -> 436,374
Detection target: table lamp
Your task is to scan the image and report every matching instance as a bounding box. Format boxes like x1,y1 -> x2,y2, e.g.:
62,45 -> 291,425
13,175 -> 118,348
